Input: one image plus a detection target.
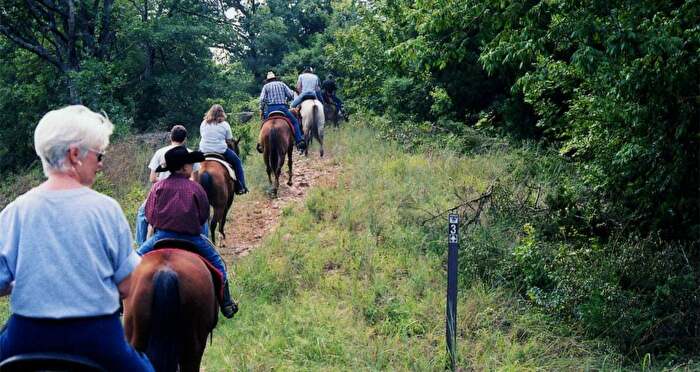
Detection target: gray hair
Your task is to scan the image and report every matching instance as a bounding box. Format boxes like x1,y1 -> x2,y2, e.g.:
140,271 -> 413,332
34,105 -> 114,176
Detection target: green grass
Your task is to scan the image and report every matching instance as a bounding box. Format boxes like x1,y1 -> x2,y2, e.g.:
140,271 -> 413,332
2,121 -> 696,370
199,124 -> 622,371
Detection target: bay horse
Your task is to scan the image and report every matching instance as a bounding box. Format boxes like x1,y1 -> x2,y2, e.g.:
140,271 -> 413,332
259,114 -> 294,196
197,139 -> 240,246
123,247 -> 218,372
299,99 -> 325,157
322,91 -> 345,127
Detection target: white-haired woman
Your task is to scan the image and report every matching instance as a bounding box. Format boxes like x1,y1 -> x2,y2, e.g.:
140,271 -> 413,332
0,105 -> 153,371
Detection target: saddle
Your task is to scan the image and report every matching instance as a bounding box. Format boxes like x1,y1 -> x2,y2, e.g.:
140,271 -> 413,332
202,153 -> 237,181
264,112 -> 296,135
299,93 -> 317,104
149,239 -> 225,303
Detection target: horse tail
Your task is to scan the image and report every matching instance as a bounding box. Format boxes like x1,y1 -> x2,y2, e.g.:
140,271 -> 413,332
312,103 -> 320,141
200,171 -> 214,202
268,125 -> 279,171
147,269 -> 181,372
312,105 -> 325,144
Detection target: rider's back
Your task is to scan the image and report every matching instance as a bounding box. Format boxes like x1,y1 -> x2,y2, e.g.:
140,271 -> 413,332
0,187 -> 136,318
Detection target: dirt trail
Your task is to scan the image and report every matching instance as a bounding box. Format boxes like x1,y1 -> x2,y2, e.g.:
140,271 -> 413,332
218,150 -> 340,259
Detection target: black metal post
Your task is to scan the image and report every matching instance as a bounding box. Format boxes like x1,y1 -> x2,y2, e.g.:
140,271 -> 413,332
447,213 -> 459,371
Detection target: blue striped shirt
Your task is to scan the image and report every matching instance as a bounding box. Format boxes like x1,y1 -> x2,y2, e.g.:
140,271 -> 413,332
259,81 -> 294,109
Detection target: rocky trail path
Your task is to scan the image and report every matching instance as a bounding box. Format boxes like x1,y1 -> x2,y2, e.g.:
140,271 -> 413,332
218,150 -> 341,259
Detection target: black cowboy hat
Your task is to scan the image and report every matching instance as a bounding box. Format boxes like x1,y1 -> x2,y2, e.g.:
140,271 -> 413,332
155,146 -> 205,172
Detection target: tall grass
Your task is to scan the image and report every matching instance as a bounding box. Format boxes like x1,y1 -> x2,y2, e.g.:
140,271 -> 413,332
201,123 -> 621,370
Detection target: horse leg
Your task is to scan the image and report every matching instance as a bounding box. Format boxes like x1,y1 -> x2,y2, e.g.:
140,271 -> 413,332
210,216 -> 218,246
212,207 -> 226,245
274,165 -> 281,196
318,126 -> 324,158
287,147 -> 293,186
219,199 -> 232,244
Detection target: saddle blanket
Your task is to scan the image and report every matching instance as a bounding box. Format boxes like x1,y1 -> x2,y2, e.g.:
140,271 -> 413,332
204,157 -> 237,181
266,112 -> 296,135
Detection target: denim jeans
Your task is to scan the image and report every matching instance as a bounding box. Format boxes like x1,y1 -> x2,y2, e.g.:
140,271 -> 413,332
0,313 -> 153,371
137,229 -> 227,281
264,104 -> 303,143
291,91 -> 323,108
135,202 -> 208,246
222,148 -> 247,190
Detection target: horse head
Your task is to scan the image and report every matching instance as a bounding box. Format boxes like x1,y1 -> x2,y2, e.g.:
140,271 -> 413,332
227,138 -> 241,157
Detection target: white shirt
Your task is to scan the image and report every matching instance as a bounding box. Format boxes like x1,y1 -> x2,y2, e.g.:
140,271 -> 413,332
199,121 -> 233,153
148,144 -> 200,181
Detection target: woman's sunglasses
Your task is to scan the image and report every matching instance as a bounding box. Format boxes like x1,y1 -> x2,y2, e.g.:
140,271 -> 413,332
89,149 -> 106,162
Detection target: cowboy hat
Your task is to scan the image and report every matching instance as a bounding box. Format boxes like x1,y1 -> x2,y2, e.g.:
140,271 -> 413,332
155,146 -> 205,172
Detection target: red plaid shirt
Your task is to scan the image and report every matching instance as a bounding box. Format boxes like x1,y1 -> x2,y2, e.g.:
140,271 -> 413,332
145,173 -> 209,235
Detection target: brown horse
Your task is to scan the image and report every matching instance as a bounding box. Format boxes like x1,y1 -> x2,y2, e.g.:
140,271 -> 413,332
259,115 -> 294,196
123,248 -> 218,372
322,91 -> 345,127
197,139 -> 240,245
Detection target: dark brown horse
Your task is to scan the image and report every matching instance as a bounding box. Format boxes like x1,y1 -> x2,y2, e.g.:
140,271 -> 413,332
123,248 -> 218,372
322,91 -> 345,127
259,115 -> 294,196
197,139 -> 240,245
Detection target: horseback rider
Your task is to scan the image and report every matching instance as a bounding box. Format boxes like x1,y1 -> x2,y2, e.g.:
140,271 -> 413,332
291,66 -> 324,109
259,71 -> 306,151
322,74 -> 347,119
135,125 -> 207,246
199,104 -> 248,194
0,105 -> 153,371
137,146 -> 238,319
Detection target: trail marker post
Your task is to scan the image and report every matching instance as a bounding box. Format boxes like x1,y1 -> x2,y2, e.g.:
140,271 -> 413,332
447,213 -> 459,371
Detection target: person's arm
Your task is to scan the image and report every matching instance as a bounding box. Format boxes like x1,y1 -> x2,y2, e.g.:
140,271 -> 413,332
0,208 -> 17,297
117,274 -> 132,299
195,184 -> 210,227
296,76 -> 302,93
147,150 -> 162,183
259,87 -> 266,110
144,184 -> 158,227
285,84 -> 295,100
108,201 -> 142,300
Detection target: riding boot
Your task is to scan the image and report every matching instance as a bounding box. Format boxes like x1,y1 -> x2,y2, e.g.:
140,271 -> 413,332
221,280 -> 238,319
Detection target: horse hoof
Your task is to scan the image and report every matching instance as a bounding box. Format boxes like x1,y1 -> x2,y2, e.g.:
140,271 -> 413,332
320,150 -> 324,157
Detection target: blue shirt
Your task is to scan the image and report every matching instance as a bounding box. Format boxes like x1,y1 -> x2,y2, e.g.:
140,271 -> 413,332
0,187 -> 141,318
259,81 -> 295,109
297,73 -> 321,94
